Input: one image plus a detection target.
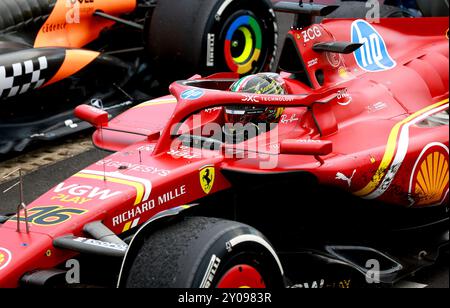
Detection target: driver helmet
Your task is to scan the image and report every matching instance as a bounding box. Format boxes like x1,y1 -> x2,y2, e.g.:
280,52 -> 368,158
224,73 -> 287,128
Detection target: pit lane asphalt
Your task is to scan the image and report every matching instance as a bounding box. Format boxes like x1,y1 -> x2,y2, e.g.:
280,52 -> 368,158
0,10 -> 448,289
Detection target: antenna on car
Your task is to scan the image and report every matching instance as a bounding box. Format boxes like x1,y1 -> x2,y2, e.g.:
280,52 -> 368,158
3,169 -> 30,233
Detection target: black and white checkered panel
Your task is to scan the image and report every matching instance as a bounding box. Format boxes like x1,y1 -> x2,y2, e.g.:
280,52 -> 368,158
0,56 -> 47,99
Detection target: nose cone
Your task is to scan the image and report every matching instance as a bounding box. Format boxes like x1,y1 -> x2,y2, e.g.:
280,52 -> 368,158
0,227 -> 54,288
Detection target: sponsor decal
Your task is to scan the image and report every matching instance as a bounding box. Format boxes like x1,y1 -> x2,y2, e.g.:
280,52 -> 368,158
113,185 -> 187,230
326,52 -> 341,68
0,248 -> 12,271
137,145 -> 156,153
291,279 -> 325,289
200,255 -> 222,288
242,94 -> 294,103
280,114 -> 299,124
73,238 -> 128,252
307,58 -> 319,68
207,33 -> 215,67
200,166 -> 215,195
96,159 -> 170,176
351,19 -> 396,72
355,99 -> 449,199
181,89 -> 205,100
42,23 -> 67,33
336,170 -> 357,188
0,57 -> 48,99
51,182 -> 122,205
409,143 -> 449,206
74,170 -> 152,206
302,26 -> 322,43
11,206 -> 87,226
337,89 -> 352,106
367,102 -> 387,113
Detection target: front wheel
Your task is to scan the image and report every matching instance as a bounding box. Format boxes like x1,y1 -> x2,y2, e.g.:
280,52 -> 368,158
125,217 -> 285,288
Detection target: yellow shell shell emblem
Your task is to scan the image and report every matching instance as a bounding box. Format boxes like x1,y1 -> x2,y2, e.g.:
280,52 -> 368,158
200,166 -> 215,195
410,144 -> 449,206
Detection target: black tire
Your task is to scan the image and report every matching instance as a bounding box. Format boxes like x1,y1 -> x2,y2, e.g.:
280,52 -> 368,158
146,0 -> 278,81
416,0 -> 449,17
125,217 -> 285,288
325,1 -> 415,19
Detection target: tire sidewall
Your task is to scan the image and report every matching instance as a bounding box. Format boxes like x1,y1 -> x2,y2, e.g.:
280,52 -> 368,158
204,0 -> 277,75
182,223 -> 284,288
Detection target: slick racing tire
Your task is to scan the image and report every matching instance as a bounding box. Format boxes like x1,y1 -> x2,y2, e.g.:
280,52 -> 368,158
125,217 -> 285,288
146,0 -> 278,80
326,1 -> 415,19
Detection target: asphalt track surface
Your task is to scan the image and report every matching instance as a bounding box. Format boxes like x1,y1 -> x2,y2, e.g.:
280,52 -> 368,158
0,6 -> 448,289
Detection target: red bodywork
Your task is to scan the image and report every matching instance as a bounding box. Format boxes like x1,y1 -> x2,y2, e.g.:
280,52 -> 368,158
0,17 -> 448,288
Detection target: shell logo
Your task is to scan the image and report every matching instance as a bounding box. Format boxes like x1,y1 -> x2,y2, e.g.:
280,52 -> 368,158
0,248 -> 12,271
409,143 -> 449,207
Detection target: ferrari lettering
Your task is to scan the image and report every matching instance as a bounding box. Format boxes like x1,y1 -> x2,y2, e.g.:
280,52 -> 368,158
54,182 -> 122,200
351,19 -> 396,72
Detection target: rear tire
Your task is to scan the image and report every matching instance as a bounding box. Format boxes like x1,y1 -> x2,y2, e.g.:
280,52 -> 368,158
146,0 -> 278,80
125,217 -> 285,288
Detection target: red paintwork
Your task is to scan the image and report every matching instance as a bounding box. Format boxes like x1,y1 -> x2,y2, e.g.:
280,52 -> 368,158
0,17 -> 448,288
216,265 -> 266,288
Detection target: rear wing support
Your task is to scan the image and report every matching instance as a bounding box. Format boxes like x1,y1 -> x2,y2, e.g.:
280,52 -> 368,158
274,1 -> 339,28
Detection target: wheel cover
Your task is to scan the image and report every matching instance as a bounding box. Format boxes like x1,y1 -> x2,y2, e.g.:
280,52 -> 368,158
224,15 -> 262,75
216,264 -> 266,288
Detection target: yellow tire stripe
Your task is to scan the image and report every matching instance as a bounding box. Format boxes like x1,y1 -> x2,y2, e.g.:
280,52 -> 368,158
73,173 -> 145,206
355,98 -> 449,197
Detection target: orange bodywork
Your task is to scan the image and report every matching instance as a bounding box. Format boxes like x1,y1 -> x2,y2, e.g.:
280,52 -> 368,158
34,0 -> 137,48
44,49 -> 101,87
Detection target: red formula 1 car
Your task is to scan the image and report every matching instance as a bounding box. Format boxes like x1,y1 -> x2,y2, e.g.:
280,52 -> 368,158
0,2 -> 448,288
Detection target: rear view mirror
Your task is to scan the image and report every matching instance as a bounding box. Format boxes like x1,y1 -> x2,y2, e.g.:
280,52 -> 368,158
75,105 -> 109,127
280,139 -> 332,156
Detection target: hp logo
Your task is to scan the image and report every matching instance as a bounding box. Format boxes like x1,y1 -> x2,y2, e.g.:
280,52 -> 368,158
181,89 -> 205,100
351,20 -> 396,72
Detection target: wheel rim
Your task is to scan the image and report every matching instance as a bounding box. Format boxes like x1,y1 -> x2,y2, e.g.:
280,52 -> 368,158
224,15 -> 262,75
216,264 -> 266,288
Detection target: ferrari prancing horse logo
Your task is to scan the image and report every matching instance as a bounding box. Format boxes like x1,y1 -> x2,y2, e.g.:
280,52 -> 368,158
200,166 -> 215,195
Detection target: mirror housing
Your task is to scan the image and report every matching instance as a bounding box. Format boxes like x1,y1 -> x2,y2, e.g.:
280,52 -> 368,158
75,105 -> 109,127
280,139 -> 333,156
